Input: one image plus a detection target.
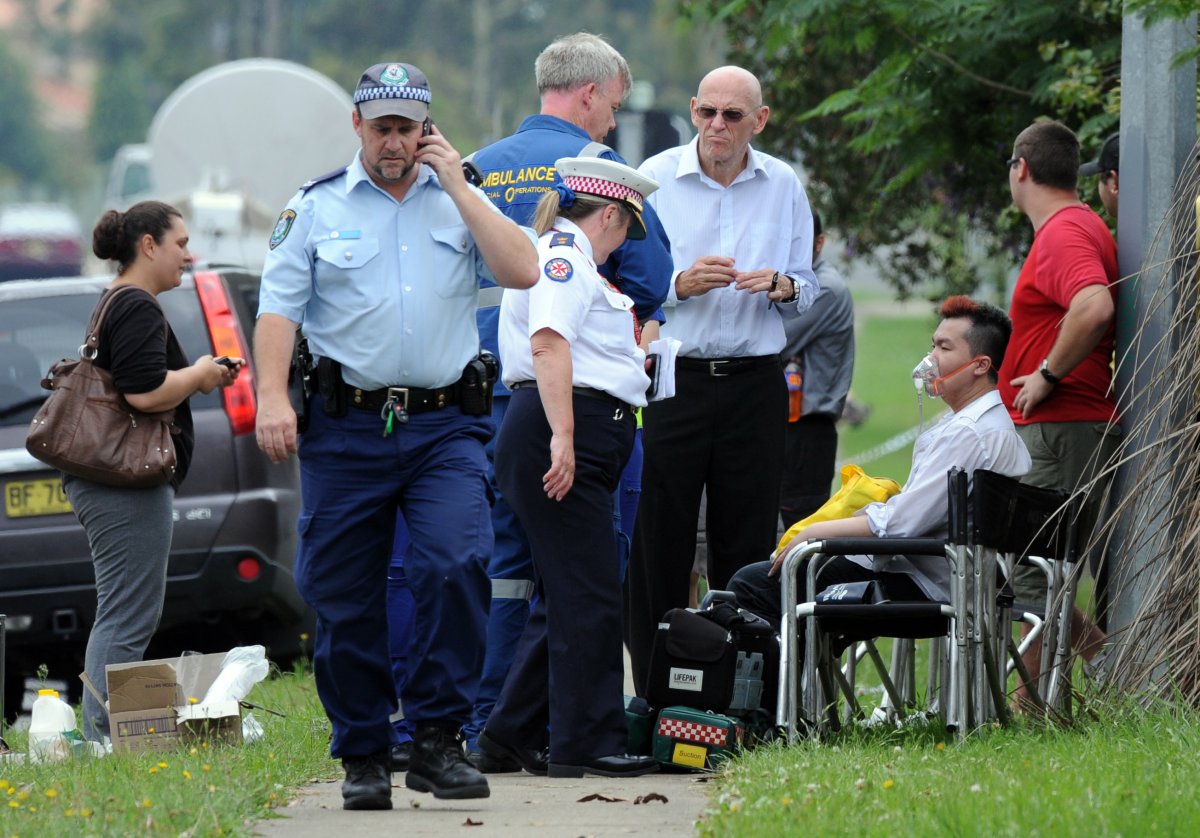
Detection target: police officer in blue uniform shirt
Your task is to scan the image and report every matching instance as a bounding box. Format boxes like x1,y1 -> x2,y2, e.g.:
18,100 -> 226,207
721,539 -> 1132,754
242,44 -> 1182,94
253,61 -> 537,811
452,32 -> 672,766
477,157 -> 659,779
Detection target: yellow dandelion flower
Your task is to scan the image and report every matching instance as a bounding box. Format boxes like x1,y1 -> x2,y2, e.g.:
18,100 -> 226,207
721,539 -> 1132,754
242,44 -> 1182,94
188,697 -> 199,704
142,798 -> 153,808
148,727 -> 156,733
7,801 -> 18,809
183,770 -> 192,780
189,747 -> 198,756
5,787 -> 13,795
45,788 -> 59,798
82,809 -> 94,817
202,742 -> 209,749
157,761 -> 168,768
267,753 -> 275,760
883,779 -> 895,790
202,764 -> 211,772
300,632 -> 310,641
16,791 -> 29,800
207,784 -> 217,793
28,805 -> 39,812
148,767 -> 159,774
781,795 -> 793,807
66,808 -> 76,817
0,780 -> 8,789
935,742 -> 946,752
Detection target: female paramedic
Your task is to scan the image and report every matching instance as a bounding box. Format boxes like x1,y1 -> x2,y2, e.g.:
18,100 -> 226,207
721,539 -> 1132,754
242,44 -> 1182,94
479,157 -> 659,778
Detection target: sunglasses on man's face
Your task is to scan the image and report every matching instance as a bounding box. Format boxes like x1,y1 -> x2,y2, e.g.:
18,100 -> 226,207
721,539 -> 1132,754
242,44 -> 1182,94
695,106 -> 750,123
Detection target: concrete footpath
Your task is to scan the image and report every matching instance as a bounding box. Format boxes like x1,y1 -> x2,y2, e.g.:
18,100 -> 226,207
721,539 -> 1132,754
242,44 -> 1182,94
256,770 -> 711,837
257,653 -> 710,836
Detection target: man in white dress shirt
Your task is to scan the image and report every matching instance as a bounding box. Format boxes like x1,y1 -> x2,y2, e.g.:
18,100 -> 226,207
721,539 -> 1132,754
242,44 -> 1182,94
728,296 -> 1032,629
628,66 -> 819,691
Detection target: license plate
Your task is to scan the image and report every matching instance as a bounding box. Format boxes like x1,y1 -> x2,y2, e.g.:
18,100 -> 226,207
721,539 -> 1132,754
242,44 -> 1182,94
5,478 -> 73,518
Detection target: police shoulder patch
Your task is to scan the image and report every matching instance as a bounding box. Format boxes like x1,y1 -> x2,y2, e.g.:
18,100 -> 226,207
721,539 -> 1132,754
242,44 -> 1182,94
544,256 -> 574,282
549,232 -> 575,249
269,210 -> 297,250
300,166 -> 348,193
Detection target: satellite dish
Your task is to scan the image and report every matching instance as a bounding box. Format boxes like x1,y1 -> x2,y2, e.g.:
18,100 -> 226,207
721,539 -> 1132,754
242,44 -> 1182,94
148,58 -> 358,216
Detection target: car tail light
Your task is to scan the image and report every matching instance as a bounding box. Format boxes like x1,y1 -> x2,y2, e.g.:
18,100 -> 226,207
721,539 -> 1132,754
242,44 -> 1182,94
194,271 -> 257,435
236,556 -> 262,581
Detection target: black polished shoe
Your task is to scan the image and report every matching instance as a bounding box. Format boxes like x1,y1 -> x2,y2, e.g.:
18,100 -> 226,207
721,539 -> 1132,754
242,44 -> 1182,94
478,729 -> 549,776
341,751 -> 393,810
548,753 -> 660,778
405,726 -> 490,800
389,741 -> 412,773
466,746 -> 521,774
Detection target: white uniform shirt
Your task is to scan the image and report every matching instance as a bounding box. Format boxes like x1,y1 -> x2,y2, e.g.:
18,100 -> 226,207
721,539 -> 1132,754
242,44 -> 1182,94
499,218 -> 650,407
637,137 -> 818,359
845,389 -> 1032,601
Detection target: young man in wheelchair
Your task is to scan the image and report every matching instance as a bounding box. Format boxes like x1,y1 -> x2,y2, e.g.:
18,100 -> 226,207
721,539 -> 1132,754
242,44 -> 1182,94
729,296 -> 1031,628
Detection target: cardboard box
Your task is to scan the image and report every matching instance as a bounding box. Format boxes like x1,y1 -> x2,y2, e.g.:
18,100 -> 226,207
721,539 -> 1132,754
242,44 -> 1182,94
106,653 -> 243,753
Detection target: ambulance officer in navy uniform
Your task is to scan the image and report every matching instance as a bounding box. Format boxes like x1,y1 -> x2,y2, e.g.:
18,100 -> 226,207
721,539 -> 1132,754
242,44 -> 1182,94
477,157 -> 659,778
253,62 -> 537,810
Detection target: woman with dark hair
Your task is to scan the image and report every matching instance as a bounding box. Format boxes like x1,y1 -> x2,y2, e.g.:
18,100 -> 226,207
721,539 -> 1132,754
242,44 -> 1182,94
71,201 -> 241,742
478,157 -> 659,778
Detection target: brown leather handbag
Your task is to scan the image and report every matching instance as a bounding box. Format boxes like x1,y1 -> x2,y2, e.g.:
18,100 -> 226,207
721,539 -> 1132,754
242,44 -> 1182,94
25,285 -> 178,489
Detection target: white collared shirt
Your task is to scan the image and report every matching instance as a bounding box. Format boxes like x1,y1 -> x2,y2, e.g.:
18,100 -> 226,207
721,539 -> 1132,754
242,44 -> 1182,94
637,137 -> 818,358
845,389 -> 1032,601
499,218 -> 650,407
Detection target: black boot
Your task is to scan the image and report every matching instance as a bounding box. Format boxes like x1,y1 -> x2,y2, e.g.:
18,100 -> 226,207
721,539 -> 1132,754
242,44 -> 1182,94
341,750 -> 392,810
389,741 -> 412,773
405,726 -> 490,799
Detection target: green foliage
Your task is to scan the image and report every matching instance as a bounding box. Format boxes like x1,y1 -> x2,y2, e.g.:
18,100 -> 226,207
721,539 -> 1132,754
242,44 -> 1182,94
681,0 -> 1137,300
87,56 -> 155,162
0,35 -> 53,188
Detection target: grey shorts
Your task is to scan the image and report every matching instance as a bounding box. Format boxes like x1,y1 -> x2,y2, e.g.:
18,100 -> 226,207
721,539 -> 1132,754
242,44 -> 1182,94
1009,420 -> 1122,610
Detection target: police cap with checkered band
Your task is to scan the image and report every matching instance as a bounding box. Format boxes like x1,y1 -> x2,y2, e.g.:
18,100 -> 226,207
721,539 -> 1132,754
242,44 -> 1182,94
354,62 -> 431,122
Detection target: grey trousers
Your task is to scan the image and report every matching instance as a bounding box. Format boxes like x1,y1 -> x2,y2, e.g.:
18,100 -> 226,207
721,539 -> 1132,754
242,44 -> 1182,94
65,475 -> 174,741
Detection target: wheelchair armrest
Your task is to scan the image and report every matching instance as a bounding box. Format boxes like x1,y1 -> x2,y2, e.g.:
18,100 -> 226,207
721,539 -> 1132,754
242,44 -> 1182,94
814,537 -> 947,558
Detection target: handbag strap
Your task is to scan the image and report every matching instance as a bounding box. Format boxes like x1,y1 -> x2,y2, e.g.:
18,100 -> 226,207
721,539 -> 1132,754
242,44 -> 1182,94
83,284 -> 166,359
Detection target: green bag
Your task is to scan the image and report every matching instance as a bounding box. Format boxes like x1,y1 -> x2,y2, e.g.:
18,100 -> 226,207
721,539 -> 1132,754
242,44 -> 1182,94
652,706 -> 744,771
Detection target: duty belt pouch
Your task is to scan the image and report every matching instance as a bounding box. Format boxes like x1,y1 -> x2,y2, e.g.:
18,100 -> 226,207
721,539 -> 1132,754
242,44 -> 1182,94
458,350 -> 498,416
646,608 -> 737,713
316,355 -> 346,417
652,706 -> 744,771
288,334 -> 313,433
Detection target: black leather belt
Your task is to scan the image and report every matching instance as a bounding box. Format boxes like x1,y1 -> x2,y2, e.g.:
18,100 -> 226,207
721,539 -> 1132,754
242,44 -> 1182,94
510,380 -> 632,413
344,382 -> 458,413
676,355 -> 779,377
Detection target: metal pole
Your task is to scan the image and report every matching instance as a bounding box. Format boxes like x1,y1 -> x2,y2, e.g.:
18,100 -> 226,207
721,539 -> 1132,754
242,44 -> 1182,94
1110,9 -> 1197,635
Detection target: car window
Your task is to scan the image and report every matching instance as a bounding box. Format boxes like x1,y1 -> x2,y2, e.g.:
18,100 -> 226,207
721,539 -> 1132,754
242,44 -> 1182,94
0,286 -> 220,426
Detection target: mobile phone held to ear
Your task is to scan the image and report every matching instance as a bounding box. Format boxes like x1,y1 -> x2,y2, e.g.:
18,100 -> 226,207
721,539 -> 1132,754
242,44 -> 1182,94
421,117 -> 432,137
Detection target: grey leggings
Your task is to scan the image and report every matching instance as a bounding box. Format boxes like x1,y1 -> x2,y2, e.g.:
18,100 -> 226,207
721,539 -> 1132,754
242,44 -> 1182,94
64,476 -> 174,741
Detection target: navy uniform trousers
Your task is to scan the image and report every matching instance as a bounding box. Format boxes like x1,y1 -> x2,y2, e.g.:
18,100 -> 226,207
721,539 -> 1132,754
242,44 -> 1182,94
485,388 -> 635,763
296,393 -> 493,758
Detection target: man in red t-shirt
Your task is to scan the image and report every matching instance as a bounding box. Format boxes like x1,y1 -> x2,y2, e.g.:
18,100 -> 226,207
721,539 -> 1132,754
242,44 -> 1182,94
1000,120 -> 1123,703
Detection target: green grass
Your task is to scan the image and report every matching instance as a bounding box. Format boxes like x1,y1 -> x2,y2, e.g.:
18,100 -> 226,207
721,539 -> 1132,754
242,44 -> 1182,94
838,309 -> 941,490
0,664 -> 337,836
698,703 -> 1200,837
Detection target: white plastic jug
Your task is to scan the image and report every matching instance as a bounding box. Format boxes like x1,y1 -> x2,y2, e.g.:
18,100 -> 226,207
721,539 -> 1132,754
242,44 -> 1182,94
29,688 -> 80,762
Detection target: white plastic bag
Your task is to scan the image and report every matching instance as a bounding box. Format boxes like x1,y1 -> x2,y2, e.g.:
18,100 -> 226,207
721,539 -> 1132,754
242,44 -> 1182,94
201,645 -> 270,704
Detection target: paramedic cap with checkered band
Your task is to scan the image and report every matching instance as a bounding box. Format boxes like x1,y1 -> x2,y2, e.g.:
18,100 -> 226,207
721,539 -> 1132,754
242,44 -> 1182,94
354,63 -> 431,122
554,156 -> 659,240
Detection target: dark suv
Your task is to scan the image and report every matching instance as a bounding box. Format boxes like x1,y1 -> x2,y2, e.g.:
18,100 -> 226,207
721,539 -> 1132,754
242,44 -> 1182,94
0,267 -> 307,717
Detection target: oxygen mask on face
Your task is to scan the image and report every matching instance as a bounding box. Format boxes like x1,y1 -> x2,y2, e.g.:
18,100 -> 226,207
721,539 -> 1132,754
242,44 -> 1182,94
912,354 -> 941,398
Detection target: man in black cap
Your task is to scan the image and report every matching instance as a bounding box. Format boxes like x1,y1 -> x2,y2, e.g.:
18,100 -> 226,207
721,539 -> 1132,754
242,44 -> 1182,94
1080,132 -> 1119,218
254,61 -> 537,810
